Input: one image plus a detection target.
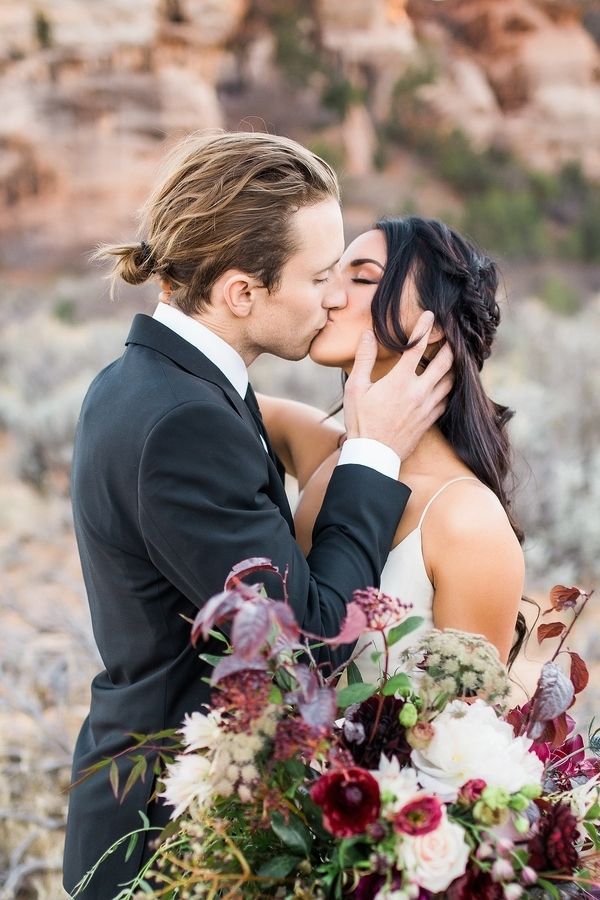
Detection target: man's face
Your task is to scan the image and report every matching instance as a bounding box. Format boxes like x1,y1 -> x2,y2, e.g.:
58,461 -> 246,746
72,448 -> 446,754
246,198 -> 347,361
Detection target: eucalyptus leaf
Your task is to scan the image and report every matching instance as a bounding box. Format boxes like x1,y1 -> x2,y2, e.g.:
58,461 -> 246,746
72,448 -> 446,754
387,616 -> 425,647
382,673 -> 412,696
346,661 -> 363,685
336,682 -> 377,708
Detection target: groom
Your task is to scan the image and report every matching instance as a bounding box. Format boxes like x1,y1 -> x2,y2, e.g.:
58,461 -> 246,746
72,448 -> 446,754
63,131 -> 452,898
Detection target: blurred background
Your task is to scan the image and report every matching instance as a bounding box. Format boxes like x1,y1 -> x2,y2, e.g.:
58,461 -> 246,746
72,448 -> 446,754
1,0 -> 599,896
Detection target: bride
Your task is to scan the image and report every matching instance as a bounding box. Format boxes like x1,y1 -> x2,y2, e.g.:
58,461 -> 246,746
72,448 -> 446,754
258,216 -> 525,672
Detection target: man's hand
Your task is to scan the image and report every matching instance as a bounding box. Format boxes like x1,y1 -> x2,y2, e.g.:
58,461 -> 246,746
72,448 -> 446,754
344,311 -> 454,462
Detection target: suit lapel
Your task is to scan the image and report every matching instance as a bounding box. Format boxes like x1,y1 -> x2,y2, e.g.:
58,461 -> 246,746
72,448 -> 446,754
125,315 -> 294,532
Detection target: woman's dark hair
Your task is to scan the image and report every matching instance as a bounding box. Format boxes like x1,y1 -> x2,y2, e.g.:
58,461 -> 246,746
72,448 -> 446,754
371,216 -> 527,666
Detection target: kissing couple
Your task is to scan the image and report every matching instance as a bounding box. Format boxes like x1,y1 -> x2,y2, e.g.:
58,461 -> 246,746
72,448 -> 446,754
63,130 -> 525,899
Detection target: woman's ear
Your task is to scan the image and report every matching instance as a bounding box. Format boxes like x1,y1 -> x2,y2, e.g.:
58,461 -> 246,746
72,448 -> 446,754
427,323 -> 445,345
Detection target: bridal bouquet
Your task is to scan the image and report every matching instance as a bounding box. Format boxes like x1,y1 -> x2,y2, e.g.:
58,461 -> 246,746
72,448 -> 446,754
94,564 -> 600,899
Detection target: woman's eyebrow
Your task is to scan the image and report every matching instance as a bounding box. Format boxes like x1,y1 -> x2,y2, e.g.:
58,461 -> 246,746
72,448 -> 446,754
350,257 -> 384,270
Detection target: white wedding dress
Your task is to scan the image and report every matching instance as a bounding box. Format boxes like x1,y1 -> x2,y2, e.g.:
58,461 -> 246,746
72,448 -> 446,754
351,476 -> 479,684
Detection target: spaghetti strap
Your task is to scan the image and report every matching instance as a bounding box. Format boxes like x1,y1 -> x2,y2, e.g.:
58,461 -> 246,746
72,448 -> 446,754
417,477 -> 481,530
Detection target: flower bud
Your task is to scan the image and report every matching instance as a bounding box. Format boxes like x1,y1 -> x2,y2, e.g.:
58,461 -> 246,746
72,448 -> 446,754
406,721 -> 434,750
520,783 -> 542,799
481,785 -> 510,810
509,793 -> 529,812
458,778 -> 487,805
491,858 -> 514,882
476,841 -> 494,860
521,866 -> 538,886
399,702 -> 418,728
503,885 -> 523,900
497,837 -> 514,857
513,815 -> 530,835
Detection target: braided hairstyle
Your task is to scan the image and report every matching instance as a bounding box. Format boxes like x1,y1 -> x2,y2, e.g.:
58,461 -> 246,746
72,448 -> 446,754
371,216 -> 526,666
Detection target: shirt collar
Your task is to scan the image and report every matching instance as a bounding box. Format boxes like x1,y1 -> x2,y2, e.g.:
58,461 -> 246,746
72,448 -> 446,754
152,303 -> 248,398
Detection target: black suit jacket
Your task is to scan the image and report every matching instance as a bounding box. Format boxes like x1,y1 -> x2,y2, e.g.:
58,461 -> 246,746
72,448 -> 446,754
63,314 -> 410,898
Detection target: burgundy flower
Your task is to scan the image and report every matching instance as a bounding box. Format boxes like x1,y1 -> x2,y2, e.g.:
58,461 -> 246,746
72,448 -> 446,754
458,778 -> 487,805
341,696 -> 412,769
447,863 -> 504,900
352,871 -> 431,900
394,795 -> 443,836
310,766 -> 381,837
273,717 -> 326,762
527,802 -> 579,873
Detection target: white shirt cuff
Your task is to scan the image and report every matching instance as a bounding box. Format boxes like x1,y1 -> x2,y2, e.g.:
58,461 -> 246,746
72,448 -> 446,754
337,438 -> 400,480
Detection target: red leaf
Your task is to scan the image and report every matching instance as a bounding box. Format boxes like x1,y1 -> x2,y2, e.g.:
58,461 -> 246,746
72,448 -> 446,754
224,558 -> 281,591
299,687 -> 337,731
313,602 -> 368,647
231,600 -> 272,659
548,585 -> 583,613
527,661 -> 574,741
568,651 -> 589,694
271,602 -> 300,641
210,654 -> 267,686
537,622 -> 566,643
191,590 -> 243,647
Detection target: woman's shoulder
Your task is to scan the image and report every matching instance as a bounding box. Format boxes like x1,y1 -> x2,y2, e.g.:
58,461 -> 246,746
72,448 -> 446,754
422,475 -> 524,572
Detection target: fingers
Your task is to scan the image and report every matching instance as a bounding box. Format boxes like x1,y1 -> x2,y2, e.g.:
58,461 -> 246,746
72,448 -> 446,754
420,340 -> 454,388
401,311 -> 435,372
347,330 -> 377,394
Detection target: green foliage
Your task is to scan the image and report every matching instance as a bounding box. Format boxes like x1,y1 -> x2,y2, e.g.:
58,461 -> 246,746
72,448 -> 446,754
383,63 -> 600,262
309,139 -> 345,172
538,275 -> 581,316
462,188 -> 549,259
321,77 -> 366,119
53,297 -> 76,323
34,9 -> 53,49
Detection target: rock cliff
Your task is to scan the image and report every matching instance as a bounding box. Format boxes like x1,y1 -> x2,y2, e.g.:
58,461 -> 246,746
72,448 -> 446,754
0,0 -> 598,269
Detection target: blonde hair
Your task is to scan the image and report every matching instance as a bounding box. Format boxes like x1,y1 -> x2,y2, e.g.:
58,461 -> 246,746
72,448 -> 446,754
95,130 -> 340,311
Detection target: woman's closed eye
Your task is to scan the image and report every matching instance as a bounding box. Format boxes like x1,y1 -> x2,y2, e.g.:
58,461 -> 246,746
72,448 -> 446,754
352,277 -> 379,285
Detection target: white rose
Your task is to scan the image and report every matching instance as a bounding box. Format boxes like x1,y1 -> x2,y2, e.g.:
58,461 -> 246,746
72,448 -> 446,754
411,700 -> 543,800
159,752 -> 212,819
180,709 -> 223,752
397,812 -> 470,893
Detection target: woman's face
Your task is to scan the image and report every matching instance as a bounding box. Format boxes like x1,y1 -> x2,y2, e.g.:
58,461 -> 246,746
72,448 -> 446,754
310,228 -> 442,375
309,229 -> 400,374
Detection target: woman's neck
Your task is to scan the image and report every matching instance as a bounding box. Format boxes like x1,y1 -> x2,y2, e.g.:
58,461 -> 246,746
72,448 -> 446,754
399,425 -> 465,478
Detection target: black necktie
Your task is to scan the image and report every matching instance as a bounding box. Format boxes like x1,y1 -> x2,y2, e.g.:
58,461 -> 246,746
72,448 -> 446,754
244,384 -> 277,465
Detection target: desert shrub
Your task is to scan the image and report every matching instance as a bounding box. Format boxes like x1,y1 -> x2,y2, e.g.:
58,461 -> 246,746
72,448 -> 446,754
489,296 -> 600,588
0,312 -> 127,489
308,138 -> 345,172
462,188 -> 549,259
33,9 -> 53,49
538,275 -> 582,315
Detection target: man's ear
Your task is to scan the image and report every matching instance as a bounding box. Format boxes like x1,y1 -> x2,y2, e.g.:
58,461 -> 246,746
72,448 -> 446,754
219,270 -> 264,318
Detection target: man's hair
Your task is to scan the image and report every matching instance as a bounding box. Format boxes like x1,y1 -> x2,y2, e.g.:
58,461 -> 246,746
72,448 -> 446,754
95,130 -> 340,312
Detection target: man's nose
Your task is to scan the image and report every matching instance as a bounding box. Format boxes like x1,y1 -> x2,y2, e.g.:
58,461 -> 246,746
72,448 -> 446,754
323,270 -> 347,309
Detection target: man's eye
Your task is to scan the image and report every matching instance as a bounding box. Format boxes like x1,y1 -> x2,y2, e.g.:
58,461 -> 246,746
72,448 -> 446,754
314,277 -> 330,285
352,277 -> 378,285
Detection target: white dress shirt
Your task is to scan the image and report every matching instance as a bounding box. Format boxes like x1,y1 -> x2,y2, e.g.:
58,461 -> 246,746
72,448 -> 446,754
152,303 -> 400,480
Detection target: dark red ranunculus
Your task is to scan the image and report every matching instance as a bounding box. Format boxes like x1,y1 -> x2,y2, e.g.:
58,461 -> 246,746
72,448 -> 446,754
352,871 -> 431,900
310,766 -> 381,837
527,801 -> 580,873
394,795 -> 443,836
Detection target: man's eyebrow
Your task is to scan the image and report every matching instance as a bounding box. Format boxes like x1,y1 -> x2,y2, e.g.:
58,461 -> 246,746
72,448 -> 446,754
314,256 -> 342,275
350,257 -> 384,270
